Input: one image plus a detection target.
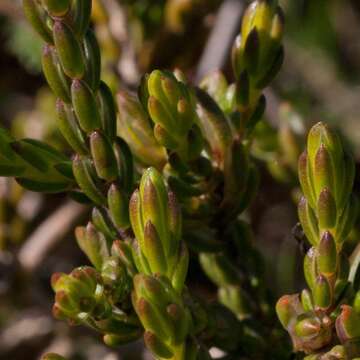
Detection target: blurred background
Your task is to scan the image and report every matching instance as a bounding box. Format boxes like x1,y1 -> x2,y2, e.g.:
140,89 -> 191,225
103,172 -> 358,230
1,0 -> 360,359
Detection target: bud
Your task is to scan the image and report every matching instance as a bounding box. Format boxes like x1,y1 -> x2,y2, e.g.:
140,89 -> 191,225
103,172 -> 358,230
133,274 -> 172,309
143,221 -> 168,274
72,155 -> 107,205
313,275 -> 332,310
295,316 -> 321,338
23,0 -> 53,43
298,151 -> 316,209
317,231 -> 337,276
336,305 -> 360,343
130,168 -> 186,282
276,294 -> 302,329
111,240 -> 137,276
139,168 -> 172,258
298,197 -> 319,246
71,80 -> 101,133
304,247 -> 318,290
116,90 -> 166,168
91,207 -> 118,244
301,289 -> 314,312
107,184 -> 130,229
42,0 -> 70,17
294,313 -> 332,353
75,223 -> 109,270
314,145 -> 333,197
52,266 -> 101,320
317,188 -> 337,230
153,123 -> 179,150
195,87 -> 232,169
146,70 -> 196,155
56,100 -> 88,155
90,131 -> 118,181
166,303 -> 191,344
307,122 -> 343,206
232,0 -> 284,84
42,45 -> 71,103
134,298 -> 174,341
53,21 -> 85,79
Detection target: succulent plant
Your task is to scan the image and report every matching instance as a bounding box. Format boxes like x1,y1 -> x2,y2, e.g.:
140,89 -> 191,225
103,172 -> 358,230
7,1 -> 360,360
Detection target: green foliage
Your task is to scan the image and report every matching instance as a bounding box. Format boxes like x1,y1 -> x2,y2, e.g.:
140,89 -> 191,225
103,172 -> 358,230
0,0 -> 356,359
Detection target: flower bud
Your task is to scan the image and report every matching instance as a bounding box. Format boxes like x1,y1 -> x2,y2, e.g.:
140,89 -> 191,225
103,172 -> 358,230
23,0 -> 53,43
107,184 -> 130,229
116,90 -> 166,168
111,240 -> 137,276
144,221 -> 168,274
53,21 -> 85,79
298,197 -> 319,246
52,266 -> 101,320
134,298 -> 174,341
139,168 -> 169,250
56,100 -> 88,155
71,80 -> 101,133
293,313 -> 332,353
298,151 -> 316,209
146,70 -> 196,156
42,45 -> 71,103
317,188 -> 337,230
295,316 -> 321,338
195,87 -> 232,169
90,131 -> 118,181
276,294 -> 302,329
75,223 -> 109,270
72,155 -> 106,205
91,207 -> 118,244
301,289 -> 314,312
304,247 -> 318,291
317,231 -> 337,276
232,0 -> 284,84
313,275 -> 332,310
